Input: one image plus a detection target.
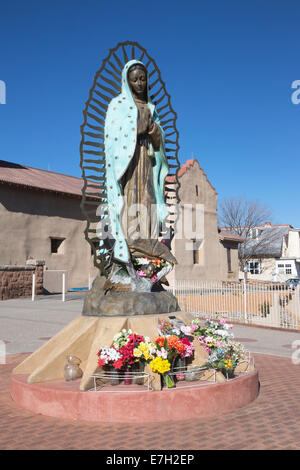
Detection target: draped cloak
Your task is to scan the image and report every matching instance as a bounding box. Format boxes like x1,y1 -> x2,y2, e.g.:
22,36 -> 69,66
104,60 -> 169,264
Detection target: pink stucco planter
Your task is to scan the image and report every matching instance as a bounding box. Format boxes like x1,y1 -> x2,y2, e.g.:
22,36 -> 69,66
11,371 -> 259,423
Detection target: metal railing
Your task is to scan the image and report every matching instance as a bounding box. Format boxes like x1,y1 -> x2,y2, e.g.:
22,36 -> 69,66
169,280 -> 300,330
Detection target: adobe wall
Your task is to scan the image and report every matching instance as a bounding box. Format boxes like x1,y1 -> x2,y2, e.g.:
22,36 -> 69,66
168,161 -> 241,283
0,261 -> 44,300
0,185 -> 98,289
218,241 -> 240,281
172,161 -> 222,281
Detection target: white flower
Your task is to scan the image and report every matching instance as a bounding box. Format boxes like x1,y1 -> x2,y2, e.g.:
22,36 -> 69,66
181,326 -> 192,335
135,257 -> 148,264
205,336 -> 214,343
157,347 -> 168,359
215,329 -> 230,337
99,346 -> 121,363
148,343 -> 157,354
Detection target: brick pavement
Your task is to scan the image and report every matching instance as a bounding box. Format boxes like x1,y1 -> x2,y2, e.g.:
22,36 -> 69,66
1,352 -> 300,450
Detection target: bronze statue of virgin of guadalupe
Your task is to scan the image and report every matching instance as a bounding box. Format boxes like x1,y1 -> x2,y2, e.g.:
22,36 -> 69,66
104,59 -> 177,292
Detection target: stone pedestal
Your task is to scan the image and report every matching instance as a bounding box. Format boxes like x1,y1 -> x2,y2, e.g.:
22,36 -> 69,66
12,312 -> 208,392
82,275 -> 180,317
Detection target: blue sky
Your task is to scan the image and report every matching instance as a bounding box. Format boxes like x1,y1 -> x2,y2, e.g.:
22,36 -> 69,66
0,0 -> 299,226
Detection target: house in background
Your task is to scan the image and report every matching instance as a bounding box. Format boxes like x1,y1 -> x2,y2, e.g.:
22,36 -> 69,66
220,222 -> 300,282
279,228 -> 300,280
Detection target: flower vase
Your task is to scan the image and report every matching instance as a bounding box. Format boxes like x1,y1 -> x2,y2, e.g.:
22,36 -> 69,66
63,355 -> 83,382
124,368 -> 132,385
110,368 -> 119,386
175,357 -> 186,382
185,369 -> 198,382
133,362 -> 145,385
163,372 -> 176,389
223,368 -> 234,379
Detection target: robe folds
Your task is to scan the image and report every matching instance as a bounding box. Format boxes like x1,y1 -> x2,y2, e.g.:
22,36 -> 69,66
104,59 -> 169,264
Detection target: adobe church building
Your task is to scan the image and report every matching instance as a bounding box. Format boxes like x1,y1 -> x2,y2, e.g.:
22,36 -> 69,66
0,158 -> 241,298
0,160 -> 98,294
168,159 -> 242,284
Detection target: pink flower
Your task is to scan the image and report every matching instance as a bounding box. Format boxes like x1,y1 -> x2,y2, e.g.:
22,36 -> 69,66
181,343 -> 194,358
150,274 -> 158,283
204,345 -> 211,354
137,270 -> 146,277
220,318 -> 227,325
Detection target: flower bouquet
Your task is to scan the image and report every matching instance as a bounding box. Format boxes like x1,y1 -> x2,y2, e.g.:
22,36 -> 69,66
158,319 -> 197,338
192,318 -> 234,354
206,350 -> 239,378
97,346 -> 123,385
192,317 -> 234,340
97,330 -> 154,385
114,332 -> 146,384
156,321 -> 196,381
150,335 -> 194,387
133,257 -> 168,284
192,318 -> 246,378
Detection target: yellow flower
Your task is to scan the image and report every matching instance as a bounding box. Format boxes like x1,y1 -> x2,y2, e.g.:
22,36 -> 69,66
224,359 -> 233,369
133,348 -> 143,358
150,357 -> 171,374
136,343 -> 151,360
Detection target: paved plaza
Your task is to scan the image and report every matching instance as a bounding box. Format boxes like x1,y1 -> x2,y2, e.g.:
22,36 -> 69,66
1,294 -> 300,450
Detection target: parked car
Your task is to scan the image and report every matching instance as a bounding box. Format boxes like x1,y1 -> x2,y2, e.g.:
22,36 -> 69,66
285,278 -> 300,290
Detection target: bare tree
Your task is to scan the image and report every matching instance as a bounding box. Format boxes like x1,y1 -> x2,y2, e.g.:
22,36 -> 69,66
218,197 -> 282,272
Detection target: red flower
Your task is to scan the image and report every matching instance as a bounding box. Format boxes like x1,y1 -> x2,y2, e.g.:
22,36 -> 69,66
97,358 -> 106,368
154,336 -> 165,347
118,343 -> 136,367
127,333 -> 144,347
180,337 -> 191,346
113,358 -> 124,370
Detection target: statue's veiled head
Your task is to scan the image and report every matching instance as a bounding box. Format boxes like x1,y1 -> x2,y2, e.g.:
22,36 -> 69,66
127,63 -> 147,101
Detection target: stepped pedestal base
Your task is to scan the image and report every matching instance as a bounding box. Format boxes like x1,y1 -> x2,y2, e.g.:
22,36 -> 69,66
12,312 -> 206,391
10,370 -> 259,423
